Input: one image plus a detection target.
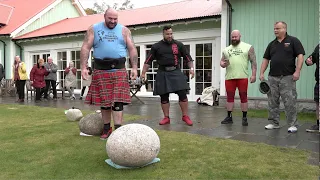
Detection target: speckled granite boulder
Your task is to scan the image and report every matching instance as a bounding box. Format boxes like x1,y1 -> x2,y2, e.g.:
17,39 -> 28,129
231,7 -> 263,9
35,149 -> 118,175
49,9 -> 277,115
66,109 -> 83,121
106,123 -> 160,167
78,112 -> 103,135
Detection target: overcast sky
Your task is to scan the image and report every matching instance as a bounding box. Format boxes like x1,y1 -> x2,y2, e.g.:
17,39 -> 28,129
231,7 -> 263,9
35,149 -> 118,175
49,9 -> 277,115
79,0 -> 185,9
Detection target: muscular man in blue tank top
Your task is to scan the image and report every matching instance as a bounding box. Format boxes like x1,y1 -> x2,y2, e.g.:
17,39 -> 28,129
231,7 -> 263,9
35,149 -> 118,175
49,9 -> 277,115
80,8 -> 138,140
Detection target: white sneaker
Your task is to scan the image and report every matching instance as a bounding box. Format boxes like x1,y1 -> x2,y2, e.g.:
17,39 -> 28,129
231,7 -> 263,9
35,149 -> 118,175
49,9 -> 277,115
265,124 -> 280,130
288,126 -> 297,133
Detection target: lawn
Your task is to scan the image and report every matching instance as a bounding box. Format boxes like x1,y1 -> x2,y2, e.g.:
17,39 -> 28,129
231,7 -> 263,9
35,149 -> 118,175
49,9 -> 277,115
232,109 -> 316,122
0,104 -> 318,179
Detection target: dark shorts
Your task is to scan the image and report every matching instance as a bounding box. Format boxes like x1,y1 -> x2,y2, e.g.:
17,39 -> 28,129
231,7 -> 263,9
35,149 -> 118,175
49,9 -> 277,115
314,83 -> 319,103
85,69 -> 131,107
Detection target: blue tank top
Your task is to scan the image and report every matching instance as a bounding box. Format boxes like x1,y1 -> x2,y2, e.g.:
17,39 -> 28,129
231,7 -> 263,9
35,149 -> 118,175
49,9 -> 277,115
93,22 -> 127,59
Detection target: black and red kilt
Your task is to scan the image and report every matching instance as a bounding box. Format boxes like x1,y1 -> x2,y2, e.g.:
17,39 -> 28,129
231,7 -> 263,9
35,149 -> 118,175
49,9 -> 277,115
85,69 -> 131,107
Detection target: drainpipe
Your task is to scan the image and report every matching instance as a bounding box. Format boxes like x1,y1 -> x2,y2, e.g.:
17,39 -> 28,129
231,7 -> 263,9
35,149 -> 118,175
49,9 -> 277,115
225,0 -> 234,45
0,39 -> 6,78
14,41 -> 23,60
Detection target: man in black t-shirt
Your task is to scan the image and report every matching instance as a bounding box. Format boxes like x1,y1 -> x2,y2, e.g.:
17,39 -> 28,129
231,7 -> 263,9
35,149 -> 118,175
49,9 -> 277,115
141,26 -> 195,126
305,44 -> 319,133
260,21 -> 305,133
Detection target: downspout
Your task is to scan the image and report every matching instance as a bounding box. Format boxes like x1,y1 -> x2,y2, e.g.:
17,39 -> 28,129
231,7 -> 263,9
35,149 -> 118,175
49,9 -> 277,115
0,39 -> 6,78
14,41 -> 23,60
225,0 -> 234,45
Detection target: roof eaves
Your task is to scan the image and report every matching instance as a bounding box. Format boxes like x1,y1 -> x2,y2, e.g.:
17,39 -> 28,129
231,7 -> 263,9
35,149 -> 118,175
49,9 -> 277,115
14,15 -> 221,42
14,31 -> 85,43
128,15 -> 221,28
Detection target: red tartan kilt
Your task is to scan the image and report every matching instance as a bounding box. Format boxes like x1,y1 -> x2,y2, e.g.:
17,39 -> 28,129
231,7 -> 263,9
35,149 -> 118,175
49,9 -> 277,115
85,69 -> 131,107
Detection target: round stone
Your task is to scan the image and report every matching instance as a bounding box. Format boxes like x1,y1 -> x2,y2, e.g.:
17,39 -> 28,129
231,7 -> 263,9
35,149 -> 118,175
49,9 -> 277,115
78,112 -> 104,136
106,123 -> 160,167
66,109 -> 83,121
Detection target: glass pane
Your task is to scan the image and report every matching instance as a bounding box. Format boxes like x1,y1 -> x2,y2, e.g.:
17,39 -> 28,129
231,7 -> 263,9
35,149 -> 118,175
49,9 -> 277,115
204,57 -> 212,69
196,83 -> 203,95
77,80 -> 81,89
76,60 -> 80,69
204,43 -> 212,56
63,61 -> 67,69
196,44 -> 203,56
204,83 -> 212,89
136,46 -> 140,56
71,51 -> 75,60
58,61 -> 63,69
196,70 -> 203,82
196,57 -> 203,69
204,70 -> 212,82
146,45 -> 152,49
184,45 -> 190,53
76,51 -> 80,60
77,71 -> 81,79
62,52 -> 67,60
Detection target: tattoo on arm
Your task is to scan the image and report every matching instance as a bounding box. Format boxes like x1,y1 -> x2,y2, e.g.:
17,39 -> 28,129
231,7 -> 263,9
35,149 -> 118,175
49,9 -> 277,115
248,46 -> 257,75
125,27 -> 138,68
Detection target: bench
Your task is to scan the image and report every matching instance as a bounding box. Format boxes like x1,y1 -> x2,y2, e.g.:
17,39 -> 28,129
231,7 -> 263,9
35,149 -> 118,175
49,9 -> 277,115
26,80 -> 67,100
0,79 -> 16,97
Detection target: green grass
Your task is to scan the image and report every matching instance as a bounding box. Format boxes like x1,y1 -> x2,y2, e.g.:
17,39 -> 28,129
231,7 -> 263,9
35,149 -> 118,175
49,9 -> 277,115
232,109 -> 316,122
0,104 -> 318,179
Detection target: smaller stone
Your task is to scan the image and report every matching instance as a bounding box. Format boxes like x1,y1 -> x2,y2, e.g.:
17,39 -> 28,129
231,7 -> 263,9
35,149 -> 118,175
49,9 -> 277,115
78,112 -> 104,136
66,109 -> 83,121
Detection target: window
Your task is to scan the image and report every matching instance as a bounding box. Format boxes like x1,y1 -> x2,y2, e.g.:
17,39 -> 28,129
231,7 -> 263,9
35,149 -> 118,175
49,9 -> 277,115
57,51 -> 67,89
195,43 -> 212,95
32,55 -> 40,65
71,50 -> 81,89
145,44 -> 158,92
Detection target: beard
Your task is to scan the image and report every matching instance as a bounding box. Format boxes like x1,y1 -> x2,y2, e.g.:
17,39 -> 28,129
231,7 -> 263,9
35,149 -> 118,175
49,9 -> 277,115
231,40 -> 240,46
163,38 -> 174,44
106,22 -> 117,29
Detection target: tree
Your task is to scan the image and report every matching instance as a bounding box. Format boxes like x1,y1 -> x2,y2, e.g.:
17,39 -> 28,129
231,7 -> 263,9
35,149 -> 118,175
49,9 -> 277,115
92,0 -> 134,14
85,8 -> 97,15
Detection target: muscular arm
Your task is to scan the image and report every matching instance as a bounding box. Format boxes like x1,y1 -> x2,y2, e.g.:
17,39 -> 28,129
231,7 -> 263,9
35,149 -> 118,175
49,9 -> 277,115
295,54 -> 304,72
124,27 -> 138,69
260,58 -> 269,75
248,46 -> 257,76
80,25 -> 94,70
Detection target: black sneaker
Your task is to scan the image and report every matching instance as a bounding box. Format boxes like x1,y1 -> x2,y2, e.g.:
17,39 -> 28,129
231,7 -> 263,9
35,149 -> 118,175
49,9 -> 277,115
221,116 -> 233,124
242,117 -> 248,126
306,125 -> 319,133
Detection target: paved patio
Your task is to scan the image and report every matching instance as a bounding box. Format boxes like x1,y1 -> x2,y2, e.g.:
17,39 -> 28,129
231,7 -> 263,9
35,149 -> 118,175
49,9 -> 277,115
1,96 -> 319,165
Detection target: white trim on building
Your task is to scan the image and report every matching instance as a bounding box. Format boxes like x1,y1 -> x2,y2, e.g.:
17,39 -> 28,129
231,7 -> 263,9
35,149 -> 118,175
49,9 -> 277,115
22,28 -> 221,101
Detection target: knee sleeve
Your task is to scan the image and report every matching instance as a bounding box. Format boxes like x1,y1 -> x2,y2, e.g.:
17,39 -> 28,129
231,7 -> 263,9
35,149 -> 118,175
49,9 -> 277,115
112,102 -> 123,111
175,90 -> 188,102
101,106 -> 111,110
226,91 -> 235,102
160,94 -> 169,104
239,91 -> 248,103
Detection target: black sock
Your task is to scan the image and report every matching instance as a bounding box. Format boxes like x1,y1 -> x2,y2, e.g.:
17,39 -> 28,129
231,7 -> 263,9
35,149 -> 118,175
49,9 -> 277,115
227,111 -> 232,117
114,124 -> 121,130
104,123 -> 111,131
243,111 -> 247,118
317,120 -> 319,126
